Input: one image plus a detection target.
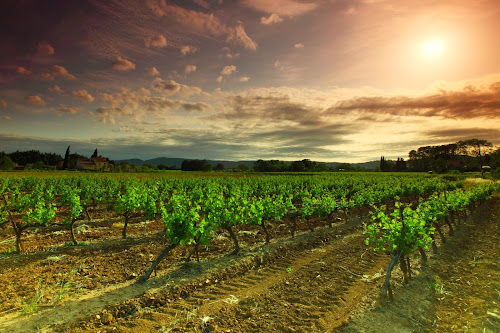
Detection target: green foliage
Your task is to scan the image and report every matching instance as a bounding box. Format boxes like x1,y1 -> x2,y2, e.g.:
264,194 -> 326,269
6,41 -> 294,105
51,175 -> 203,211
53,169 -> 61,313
491,167 -> 500,179
0,156 -> 15,170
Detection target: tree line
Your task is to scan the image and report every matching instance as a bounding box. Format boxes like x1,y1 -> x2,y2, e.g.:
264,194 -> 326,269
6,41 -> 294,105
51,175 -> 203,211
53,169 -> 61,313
407,139 -> 499,173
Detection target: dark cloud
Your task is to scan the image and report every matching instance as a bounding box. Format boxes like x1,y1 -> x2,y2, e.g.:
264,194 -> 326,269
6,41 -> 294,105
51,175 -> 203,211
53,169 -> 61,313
220,95 -> 325,126
328,82 -> 500,119
153,79 -> 203,96
0,0 -> 92,66
36,41 -> 55,55
182,102 -> 209,112
248,124 -> 352,147
424,128 -> 500,143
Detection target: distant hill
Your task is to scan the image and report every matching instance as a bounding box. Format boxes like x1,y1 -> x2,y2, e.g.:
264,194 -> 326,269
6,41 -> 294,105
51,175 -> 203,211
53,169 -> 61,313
114,157 -> 379,170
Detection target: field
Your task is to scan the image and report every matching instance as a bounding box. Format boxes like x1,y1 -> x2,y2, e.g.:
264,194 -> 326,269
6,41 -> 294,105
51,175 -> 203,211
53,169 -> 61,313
0,172 -> 498,332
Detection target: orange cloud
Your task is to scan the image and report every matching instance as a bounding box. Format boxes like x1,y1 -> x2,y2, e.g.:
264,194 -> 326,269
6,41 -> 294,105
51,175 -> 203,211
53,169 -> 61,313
3,116 -> 11,121
72,89 -> 95,103
221,65 -> 236,75
294,43 -> 304,48
242,0 -> 318,18
40,72 -> 55,80
26,95 -> 46,106
0,99 -> 7,108
16,66 -> 31,75
145,1 -> 257,51
239,76 -> 250,82
48,85 -> 63,93
112,56 -> 136,71
260,13 -> 283,24
328,82 -> 500,119
185,65 -> 197,74
52,65 -> 76,80
144,34 -> 167,48
147,67 -> 160,76
180,45 -> 198,56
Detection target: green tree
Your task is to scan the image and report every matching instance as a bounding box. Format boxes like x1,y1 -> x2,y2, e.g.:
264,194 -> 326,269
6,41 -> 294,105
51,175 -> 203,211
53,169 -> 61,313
234,164 -> 249,172
0,156 -> 15,170
457,139 -> 493,176
63,146 -> 70,170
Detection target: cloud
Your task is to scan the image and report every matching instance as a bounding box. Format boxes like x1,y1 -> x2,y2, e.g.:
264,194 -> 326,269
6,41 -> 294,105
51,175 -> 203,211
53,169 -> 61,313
424,128 -> 500,142
239,76 -> 250,82
220,94 -> 324,126
294,43 -> 304,48
194,0 -> 209,9
185,65 -> 197,74
40,72 -> 55,80
95,107 -> 118,124
94,86 -> 207,124
182,102 -> 209,112
16,66 -> 31,75
242,0 -> 319,18
153,79 -> 203,96
72,89 -> 95,103
48,85 -> 63,93
26,95 -> 46,106
3,116 -> 12,121
328,82 -> 500,119
52,65 -> 76,80
112,56 -> 136,71
216,76 -> 223,83
57,106 -> 78,114
154,79 -> 181,95
222,47 -> 240,59
36,42 -> 55,55
221,65 -> 237,75
145,1 -> 257,51
0,99 -> 7,108
180,45 -> 198,56
147,67 -> 160,76
144,34 -> 167,48
226,25 -> 258,51
260,13 -> 284,25
99,87 -> 151,109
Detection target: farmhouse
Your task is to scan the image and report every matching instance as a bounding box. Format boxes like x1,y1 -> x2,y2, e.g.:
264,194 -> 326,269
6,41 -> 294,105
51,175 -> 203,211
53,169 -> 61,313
76,157 -> 110,171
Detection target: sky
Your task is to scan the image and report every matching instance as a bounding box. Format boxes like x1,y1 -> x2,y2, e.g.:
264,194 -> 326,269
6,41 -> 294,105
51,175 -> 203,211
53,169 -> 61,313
0,0 -> 499,163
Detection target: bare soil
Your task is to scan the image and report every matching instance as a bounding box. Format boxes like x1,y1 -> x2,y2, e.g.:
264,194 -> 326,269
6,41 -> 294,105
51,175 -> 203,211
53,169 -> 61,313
0,195 -> 498,333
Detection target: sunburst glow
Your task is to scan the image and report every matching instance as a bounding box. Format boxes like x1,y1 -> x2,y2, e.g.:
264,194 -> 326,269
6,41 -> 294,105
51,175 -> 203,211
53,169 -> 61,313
422,40 -> 444,57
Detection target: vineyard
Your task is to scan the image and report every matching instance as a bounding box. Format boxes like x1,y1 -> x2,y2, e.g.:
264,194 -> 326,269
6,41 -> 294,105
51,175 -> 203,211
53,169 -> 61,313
0,172 -> 498,332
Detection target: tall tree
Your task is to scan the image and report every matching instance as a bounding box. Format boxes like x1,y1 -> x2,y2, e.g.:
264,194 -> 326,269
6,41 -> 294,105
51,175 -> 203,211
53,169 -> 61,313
457,139 -> 493,176
91,148 -> 98,158
63,146 -> 70,170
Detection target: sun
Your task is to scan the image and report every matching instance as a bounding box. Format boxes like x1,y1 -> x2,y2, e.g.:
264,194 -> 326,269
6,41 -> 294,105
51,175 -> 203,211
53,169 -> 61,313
421,39 -> 444,57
